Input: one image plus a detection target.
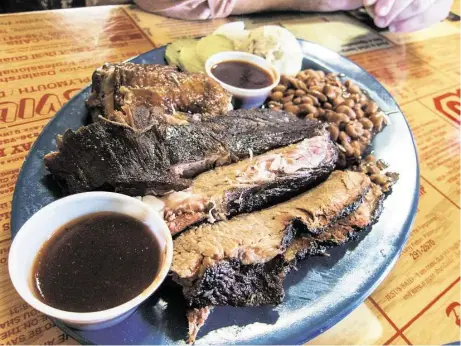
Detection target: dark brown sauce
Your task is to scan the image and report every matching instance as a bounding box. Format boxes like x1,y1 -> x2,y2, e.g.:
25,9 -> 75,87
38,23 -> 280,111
32,212 -> 161,312
211,60 -> 273,89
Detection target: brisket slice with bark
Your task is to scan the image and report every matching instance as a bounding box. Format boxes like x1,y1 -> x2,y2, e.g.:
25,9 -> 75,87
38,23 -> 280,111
86,63 -> 232,124
164,132 -> 338,235
171,170 -> 371,308
44,109 -> 325,196
185,181 -> 386,343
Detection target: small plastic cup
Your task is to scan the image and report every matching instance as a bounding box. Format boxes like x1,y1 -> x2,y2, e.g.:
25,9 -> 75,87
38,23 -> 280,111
205,51 -> 280,109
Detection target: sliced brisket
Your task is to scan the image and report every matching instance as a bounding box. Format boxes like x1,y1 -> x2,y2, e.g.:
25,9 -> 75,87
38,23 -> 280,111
165,109 -> 327,178
182,180 -> 384,343
164,133 -> 338,235
171,170 -> 371,309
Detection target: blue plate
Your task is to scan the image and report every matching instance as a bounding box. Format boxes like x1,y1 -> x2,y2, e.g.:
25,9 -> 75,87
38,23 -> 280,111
11,40 -> 419,345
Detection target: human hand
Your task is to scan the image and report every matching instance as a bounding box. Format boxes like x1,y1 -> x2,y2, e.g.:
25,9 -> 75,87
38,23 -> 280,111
364,0 -> 453,32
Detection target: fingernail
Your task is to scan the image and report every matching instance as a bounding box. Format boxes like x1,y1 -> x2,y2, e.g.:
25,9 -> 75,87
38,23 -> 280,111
377,5 -> 390,16
375,17 -> 386,27
364,0 -> 375,5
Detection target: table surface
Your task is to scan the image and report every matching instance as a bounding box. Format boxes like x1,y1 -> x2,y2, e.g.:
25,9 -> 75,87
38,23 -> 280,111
0,3 -> 459,345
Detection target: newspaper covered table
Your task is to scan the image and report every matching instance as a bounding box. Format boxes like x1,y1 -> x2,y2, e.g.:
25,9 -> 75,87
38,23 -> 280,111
0,3 -> 459,345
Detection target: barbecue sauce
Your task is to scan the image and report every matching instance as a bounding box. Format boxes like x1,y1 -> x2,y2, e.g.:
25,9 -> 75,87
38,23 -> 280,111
32,212 -> 161,312
211,60 -> 273,89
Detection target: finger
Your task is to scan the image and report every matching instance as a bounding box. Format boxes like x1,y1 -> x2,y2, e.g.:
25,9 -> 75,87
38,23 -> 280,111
373,0 -> 412,27
393,0 -> 436,22
365,6 -> 377,19
363,0 -> 377,6
389,0 -> 451,31
374,0 -> 396,16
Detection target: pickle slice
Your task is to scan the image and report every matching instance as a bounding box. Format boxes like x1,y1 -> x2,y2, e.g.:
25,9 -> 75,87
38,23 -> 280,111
165,38 -> 198,68
196,34 -> 234,63
179,43 -> 205,73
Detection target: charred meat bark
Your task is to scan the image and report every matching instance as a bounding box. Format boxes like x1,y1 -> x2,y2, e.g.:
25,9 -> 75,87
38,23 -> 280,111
43,119 -> 189,196
86,63 -> 232,125
171,170 -> 371,309
45,110 -> 326,196
164,133 -> 338,235
187,256 -> 288,308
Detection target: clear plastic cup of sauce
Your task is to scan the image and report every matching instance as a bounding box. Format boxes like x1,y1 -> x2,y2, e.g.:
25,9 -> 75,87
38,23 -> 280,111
205,51 -> 280,109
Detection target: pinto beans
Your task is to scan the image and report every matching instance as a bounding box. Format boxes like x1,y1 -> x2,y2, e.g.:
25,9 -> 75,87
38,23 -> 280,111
299,104 -> 317,114
284,104 -> 299,114
370,112 -> 385,131
328,124 -> 339,141
359,117 -> 374,130
345,122 -> 364,139
338,131 -> 350,143
348,83 -> 361,94
273,85 -> 287,92
265,69 -> 386,162
332,96 -> 345,107
301,96 -> 314,105
336,105 -> 356,120
323,85 -> 336,100
270,91 -> 283,101
308,90 -> 327,103
327,111 -> 349,125
282,94 -> 294,103
363,101 -> 378,115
